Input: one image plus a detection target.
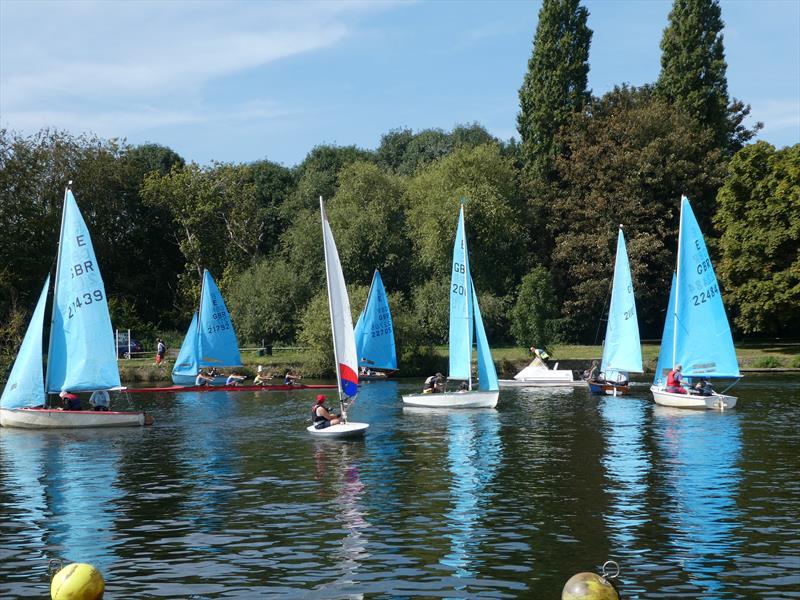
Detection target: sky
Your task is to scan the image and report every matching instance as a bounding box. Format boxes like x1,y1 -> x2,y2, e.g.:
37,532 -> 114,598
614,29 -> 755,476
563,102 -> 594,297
1,0 -> 798,168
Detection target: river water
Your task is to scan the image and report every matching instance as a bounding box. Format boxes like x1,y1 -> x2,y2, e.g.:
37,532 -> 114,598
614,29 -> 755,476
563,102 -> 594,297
1,375 -> 798,599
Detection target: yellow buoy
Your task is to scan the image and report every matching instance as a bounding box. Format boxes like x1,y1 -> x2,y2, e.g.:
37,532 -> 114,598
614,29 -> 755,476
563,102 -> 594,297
562,571 -> 619,600
51,563 -> 105,600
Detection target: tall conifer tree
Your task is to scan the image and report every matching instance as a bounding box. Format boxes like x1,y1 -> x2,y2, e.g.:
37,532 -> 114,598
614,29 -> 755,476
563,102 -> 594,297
517,0 -> 592,182
655,0 -> 758,153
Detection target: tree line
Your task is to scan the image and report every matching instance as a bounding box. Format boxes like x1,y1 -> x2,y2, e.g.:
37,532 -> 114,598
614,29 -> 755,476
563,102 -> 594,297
1,0 -> 797,378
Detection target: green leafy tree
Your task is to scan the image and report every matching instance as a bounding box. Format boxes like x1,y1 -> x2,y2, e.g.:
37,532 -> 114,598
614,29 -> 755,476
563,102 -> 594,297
517,0 -> 591,182
510,266 -> 558,347
248,159 -> 294,257
405,144 -> 527,296
715,142 -> 800,334
655,0 -> 760,154
327,162 -> 413,291
377,124 -> 497,176
543,85 -> 725,340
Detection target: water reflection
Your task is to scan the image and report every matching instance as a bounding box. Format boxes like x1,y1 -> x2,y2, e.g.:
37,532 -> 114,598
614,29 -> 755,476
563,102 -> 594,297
1,428 -> 126,573
653,406 -> 743,596
175,392 -> 240,533
440,409 -> 501,578
600,397 -> 651,555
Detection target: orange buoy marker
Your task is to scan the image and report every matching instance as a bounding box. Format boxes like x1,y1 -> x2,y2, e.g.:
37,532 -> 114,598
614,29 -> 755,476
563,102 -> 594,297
51,563 -> 105,600
562,560 -> 620,600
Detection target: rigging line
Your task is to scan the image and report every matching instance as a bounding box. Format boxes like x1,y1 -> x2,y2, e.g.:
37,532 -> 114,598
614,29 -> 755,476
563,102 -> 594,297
593,276 -> 613,347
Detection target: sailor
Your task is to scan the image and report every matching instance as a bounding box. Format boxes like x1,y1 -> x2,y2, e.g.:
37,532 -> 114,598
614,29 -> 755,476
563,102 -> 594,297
310,394 -> 341,429
60,391 -> 81,411
666,364 -> 687,394
89,390 -> 110,411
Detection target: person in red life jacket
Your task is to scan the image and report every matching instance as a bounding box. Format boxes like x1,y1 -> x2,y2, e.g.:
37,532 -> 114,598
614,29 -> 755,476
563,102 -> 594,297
311,394 -> 342,429
666,364 -> 687,394
59,391 -> 82,410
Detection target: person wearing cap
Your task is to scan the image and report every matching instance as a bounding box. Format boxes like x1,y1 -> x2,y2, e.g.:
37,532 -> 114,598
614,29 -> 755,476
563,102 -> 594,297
254,365 -> 271,385
311,394 -> 341,429
666,364 -> 687,394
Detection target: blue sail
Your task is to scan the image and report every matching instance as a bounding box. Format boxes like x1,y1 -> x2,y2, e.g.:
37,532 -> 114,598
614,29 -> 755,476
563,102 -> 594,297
674,196 -> 740,378
449,203 -> 473,381
197,270 -> 242,368
172,312 -> 200,379
653,272 -> 677,385
46,190 -> 120,393
472,284 -> 498,391
1,276 -> 50,408
354,270 -> 397,371
601,228 -> 643,377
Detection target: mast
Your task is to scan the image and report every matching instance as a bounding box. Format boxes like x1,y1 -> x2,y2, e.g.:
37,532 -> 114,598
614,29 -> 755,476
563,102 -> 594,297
320,196 -> 346,417
672,196 -> 684,369
44,182 -> 71,394
461,200 -> 473,391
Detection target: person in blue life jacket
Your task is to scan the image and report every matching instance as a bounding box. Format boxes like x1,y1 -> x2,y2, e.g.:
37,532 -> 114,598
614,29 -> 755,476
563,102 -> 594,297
226,371 -> 246,386
311,394 -> 341,429
284,369 -> 302,386
59,391 -> 81,411
89,390 -> 110,411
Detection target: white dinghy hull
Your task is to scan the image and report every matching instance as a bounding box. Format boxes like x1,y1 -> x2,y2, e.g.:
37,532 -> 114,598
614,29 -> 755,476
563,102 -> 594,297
401,390 -> 499,409
650,385 -> 737,410
306,422 -> 369,438
1,408 -> 148,429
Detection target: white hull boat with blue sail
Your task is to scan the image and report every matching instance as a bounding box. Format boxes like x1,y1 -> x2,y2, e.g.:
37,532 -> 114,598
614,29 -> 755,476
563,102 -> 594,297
172,270 -> 242,386
587,226 -> 643,396
307,198 -> 368,438
402,201 -> 500,409
0,185 -> 149,429
651,196 -> 740,410
354,270 -> 397,381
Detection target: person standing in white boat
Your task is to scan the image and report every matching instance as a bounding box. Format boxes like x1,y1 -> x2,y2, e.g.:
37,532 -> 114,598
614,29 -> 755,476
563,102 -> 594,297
310,394 -> 342,429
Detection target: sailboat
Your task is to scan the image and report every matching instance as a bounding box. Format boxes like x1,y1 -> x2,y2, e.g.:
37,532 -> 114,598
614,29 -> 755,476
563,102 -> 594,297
402,201 -> 499,409
651,195 -> 740,410
0,184 -> 149,428
587,225 -> 643,395
172,270 -> 242,386
353,270 -> 397,381
306,197 -> 368,438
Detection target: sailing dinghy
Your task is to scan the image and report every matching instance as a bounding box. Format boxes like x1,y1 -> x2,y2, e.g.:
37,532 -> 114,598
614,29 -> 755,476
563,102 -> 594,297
306,197 -> 368,438
172,270 -> 242,386
651,196 -> 740,410
354,270 -> 397,381
587,226 -> 643,395
402,201 -> 499,409
0,185 -> 149,428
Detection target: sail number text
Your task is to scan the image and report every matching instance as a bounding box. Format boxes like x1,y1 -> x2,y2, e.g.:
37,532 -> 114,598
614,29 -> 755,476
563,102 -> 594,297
208,311 -> 231,334
692,283 -> 719,306
452,262 -> 467,296
67,290 -> 104,318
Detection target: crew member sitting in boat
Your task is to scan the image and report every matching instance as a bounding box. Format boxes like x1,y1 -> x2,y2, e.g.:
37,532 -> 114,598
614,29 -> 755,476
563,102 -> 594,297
422,372 -> 445,393
584,360 -> 603,382
89,390 -> 110,411
666,364 -> 687,394
59,391 -> 81,410
253,365 -> 271,385
691,377 -> 714,396
195,370 -> 215,386
284,369 -> 301,386
226,371 -> 247,386
311,394 -> 341,429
